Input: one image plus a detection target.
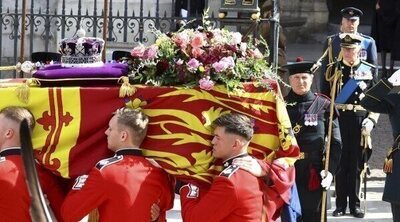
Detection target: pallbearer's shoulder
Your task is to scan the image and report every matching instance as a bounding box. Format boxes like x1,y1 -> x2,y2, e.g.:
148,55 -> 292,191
219,165 -> 240,178
95,155 -> 123,170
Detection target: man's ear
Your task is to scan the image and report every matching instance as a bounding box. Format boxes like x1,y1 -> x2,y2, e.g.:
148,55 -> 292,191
5,129 -> 14,139
120,130 -> 128,142
233,138 -> 244,150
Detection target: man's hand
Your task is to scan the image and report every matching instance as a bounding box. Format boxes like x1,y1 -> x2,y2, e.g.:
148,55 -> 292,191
150,200 -> 160,221
320,170 -> 333,190
383,157 -> 393,173
388,69 -> 400,86
361,118 -> 374,135
233,156 -> 266,177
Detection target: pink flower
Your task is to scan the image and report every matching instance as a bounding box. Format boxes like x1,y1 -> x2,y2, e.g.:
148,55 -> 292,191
249,48 -> 263,59
191,47 -> 204,58
191,33 -> 205,48
187,58 -> 200,72
212,61 -> 226,72
174,32 -> 189,49
143,45 -> 158,60
131,44 -> 145,57
176,59 -> 184,66
212,56 -> 235,72
199,77 -> 214,90
220,56 -> 235,68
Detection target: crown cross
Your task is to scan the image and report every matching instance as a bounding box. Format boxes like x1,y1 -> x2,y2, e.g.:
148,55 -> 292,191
75,43 -> 86,56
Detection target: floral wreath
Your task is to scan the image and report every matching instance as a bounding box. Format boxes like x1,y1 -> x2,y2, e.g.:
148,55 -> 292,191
127,10 -> 278,92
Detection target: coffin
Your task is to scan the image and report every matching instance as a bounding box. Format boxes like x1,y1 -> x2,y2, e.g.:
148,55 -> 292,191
0,78 -> 298,183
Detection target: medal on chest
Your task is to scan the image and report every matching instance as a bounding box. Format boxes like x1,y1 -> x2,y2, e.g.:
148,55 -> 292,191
304,113 -> 318,126
293,123 -> 302,135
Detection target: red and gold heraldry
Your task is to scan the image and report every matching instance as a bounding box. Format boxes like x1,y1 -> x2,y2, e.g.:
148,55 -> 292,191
0,79 -> 298,182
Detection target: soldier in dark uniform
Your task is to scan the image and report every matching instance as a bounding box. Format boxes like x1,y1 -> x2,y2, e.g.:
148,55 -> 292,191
282,59 -> 342,221
61,108 -> 174,221
321,33 -> 380,218
319,7 -> 378,92
360,70 -> 400,222
179,113 -> 264,221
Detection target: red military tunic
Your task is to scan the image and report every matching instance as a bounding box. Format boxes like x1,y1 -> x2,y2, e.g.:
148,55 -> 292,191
0,148 -> 31,221
180,155 -> 264,222
0,148 -> 65,222
61,148 -> 174,222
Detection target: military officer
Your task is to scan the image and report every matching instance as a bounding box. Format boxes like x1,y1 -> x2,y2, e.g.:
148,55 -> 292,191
361,69 -> 400,221
282,59 -> 342,221
61,108 -> 174,222
319,7 -> 378,91
179,113 -> 264,221
321,33 -> 379,218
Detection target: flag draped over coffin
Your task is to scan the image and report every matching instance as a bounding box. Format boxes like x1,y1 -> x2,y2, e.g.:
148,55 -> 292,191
0,79 -> 299,183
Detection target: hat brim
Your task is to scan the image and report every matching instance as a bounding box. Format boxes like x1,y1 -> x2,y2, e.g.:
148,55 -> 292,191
340,43 -> 360,48
343,16 -> 359,20
282,62 -> 315,75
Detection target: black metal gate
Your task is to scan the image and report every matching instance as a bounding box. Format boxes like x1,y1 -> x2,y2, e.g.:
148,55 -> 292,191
0,0 -> 278,78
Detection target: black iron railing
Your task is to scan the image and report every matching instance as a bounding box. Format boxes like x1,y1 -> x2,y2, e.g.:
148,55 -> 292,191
0,0 -> 278,78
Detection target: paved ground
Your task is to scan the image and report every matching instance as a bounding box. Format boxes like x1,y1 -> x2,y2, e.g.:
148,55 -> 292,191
326,173 -> 392,222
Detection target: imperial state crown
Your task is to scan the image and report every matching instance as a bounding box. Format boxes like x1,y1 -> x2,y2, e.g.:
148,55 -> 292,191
58,30 -> 105,67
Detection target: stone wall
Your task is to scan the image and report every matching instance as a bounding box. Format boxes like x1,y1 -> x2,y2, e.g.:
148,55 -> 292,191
281,0 -> 328,44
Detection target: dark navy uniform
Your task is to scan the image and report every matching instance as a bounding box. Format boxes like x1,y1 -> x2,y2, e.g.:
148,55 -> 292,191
180,154 -> 264,222
361,79 -> 400,221
319,6 -> 377,90
285,91 -> 342,221
321,58 -> 378,216
320,33 -> 378,88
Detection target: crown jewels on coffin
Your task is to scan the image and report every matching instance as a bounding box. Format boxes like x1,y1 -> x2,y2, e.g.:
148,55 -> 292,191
59,31 -> 105,67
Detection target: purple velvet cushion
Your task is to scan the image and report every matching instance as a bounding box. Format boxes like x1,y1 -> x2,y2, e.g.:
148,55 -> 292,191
33,63 -> 129,79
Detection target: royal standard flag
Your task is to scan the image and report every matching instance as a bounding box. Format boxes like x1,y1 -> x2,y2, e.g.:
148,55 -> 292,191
0,79 -> 298,183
